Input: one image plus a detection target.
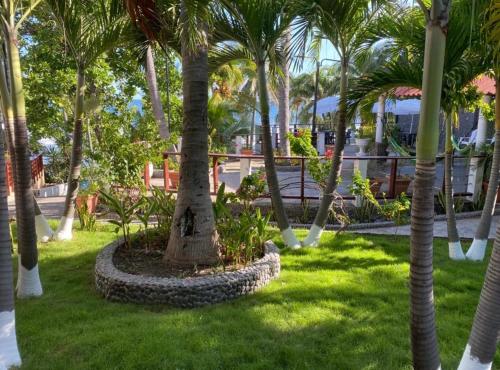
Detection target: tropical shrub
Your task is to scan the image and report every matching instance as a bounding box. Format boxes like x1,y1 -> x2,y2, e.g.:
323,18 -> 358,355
236,171 -> 266,208
76,202 -> 97,231
287,129 -> 317,157
214,183 -> 270,266
100,190 -> 142,248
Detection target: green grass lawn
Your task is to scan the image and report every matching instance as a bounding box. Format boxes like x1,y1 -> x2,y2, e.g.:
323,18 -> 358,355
11,223 -> 496,369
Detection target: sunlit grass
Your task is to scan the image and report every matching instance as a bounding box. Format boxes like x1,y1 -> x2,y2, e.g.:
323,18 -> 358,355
10,222 -> 495,369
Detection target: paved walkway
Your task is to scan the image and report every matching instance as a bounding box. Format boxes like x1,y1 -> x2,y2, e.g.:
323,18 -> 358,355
353,215 -> 500,240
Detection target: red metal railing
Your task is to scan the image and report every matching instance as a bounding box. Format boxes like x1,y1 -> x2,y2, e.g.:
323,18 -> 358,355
162,151 -> 482,202
6,154 -> 44,195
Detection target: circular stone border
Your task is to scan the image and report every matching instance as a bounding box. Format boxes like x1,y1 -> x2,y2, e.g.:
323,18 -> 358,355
95,239 -> 280,308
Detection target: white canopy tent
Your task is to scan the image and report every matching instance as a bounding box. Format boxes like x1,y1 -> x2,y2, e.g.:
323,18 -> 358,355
310,96 -> 421,116
371,98 -> 421,115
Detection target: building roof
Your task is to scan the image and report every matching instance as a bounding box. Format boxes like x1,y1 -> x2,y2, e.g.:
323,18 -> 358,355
394,76 -> 496,98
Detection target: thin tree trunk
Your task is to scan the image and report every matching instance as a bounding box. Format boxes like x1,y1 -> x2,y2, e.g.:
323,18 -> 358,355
444,114 -> 464,259
375,94 -> 386,155
467,80 -> 500,261
408,1 -> 450,367
6,32 -> 42,297
165,10 -> 218,267
302,56 -> 348,247
0,128 -> 21,369
0,60 -> 53,243
256,61 -> 299,248
250,96 -> 256,151
146,45 -> 170,140
56,67 -> 85,241
458,223 -> 500,369
277,29 -> 291,157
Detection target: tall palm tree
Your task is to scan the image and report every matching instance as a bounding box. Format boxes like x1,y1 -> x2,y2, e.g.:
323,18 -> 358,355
0,128 -> 21,368
295,0 -> 392,247
466,78 -> 500,261
211,0 -> 301,248
164,0 -> 219,266
47,0 -> 129,240
145,44 -> 170,140
458,78 -> 500,370
277,28 -> 291,157
0,0 -> 43,297
349,1 -> 489,260
126,0 -> 219,266
458,2 -> 500,367
407,1 -> 450,367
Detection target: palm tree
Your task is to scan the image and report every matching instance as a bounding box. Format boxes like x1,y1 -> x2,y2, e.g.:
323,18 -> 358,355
458,2 -> 500,367
406,2 -> 450,367
349,1 -> 489,260
47,0 -> 129,240
0,0 -> 43,297
277,28 -> 291,157
295,0 -> 392,247
211,0 -> 301,248
164,0 -> 219,266
145,44 -> 170,140
466,78 -> 500,261
0,59 -> 54,244
0,128 -> 21,368
125,0 -> 219,266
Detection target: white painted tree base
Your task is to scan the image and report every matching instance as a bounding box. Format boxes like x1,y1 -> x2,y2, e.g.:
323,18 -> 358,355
16,262 -> 43,298
466,239 -> 488,261
281,227 -> 301,249
302,224 -> 323,248
458,344 -> 492,370
35,214 -> 54,243
449,241 -> 465,260
55,217 -> 73,241
0,310 -> 21,370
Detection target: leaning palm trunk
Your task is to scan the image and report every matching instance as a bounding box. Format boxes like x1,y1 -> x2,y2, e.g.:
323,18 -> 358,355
56,67 -> 85,241
1,67 -> 53,244
6,34 -> 42,297
458,222 -> 500,369
145,45 -> 170,140
303,58 -> 348,247
277,29 -> 291,157
256,61 -> 299,248
165,15 -> 218,267
0,131 -> 21,369
408,1 -> 450,367
466,80 -> 500,261
444,114 -> 464,259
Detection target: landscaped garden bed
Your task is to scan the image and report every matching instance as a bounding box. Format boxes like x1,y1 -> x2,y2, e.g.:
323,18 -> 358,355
95,236 -> 280,308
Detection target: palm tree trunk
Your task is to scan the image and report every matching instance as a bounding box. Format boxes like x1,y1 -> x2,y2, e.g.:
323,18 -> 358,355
408,2 -> 450,367
458,223 -> 500,369
34,196 -> 53,243
256,60 -> 299,248
466,80 -> 500,261
146,44 -> 170,140
277,29 -> 291,157
0,128 -> 21,369
444,114 -> 464,260
56,66 -> 85,241
0,61 -> 53,244
6,33 -> 42,297
302,56 -> 348,247
165,12 -> 218,267
250,101 -> 256,151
